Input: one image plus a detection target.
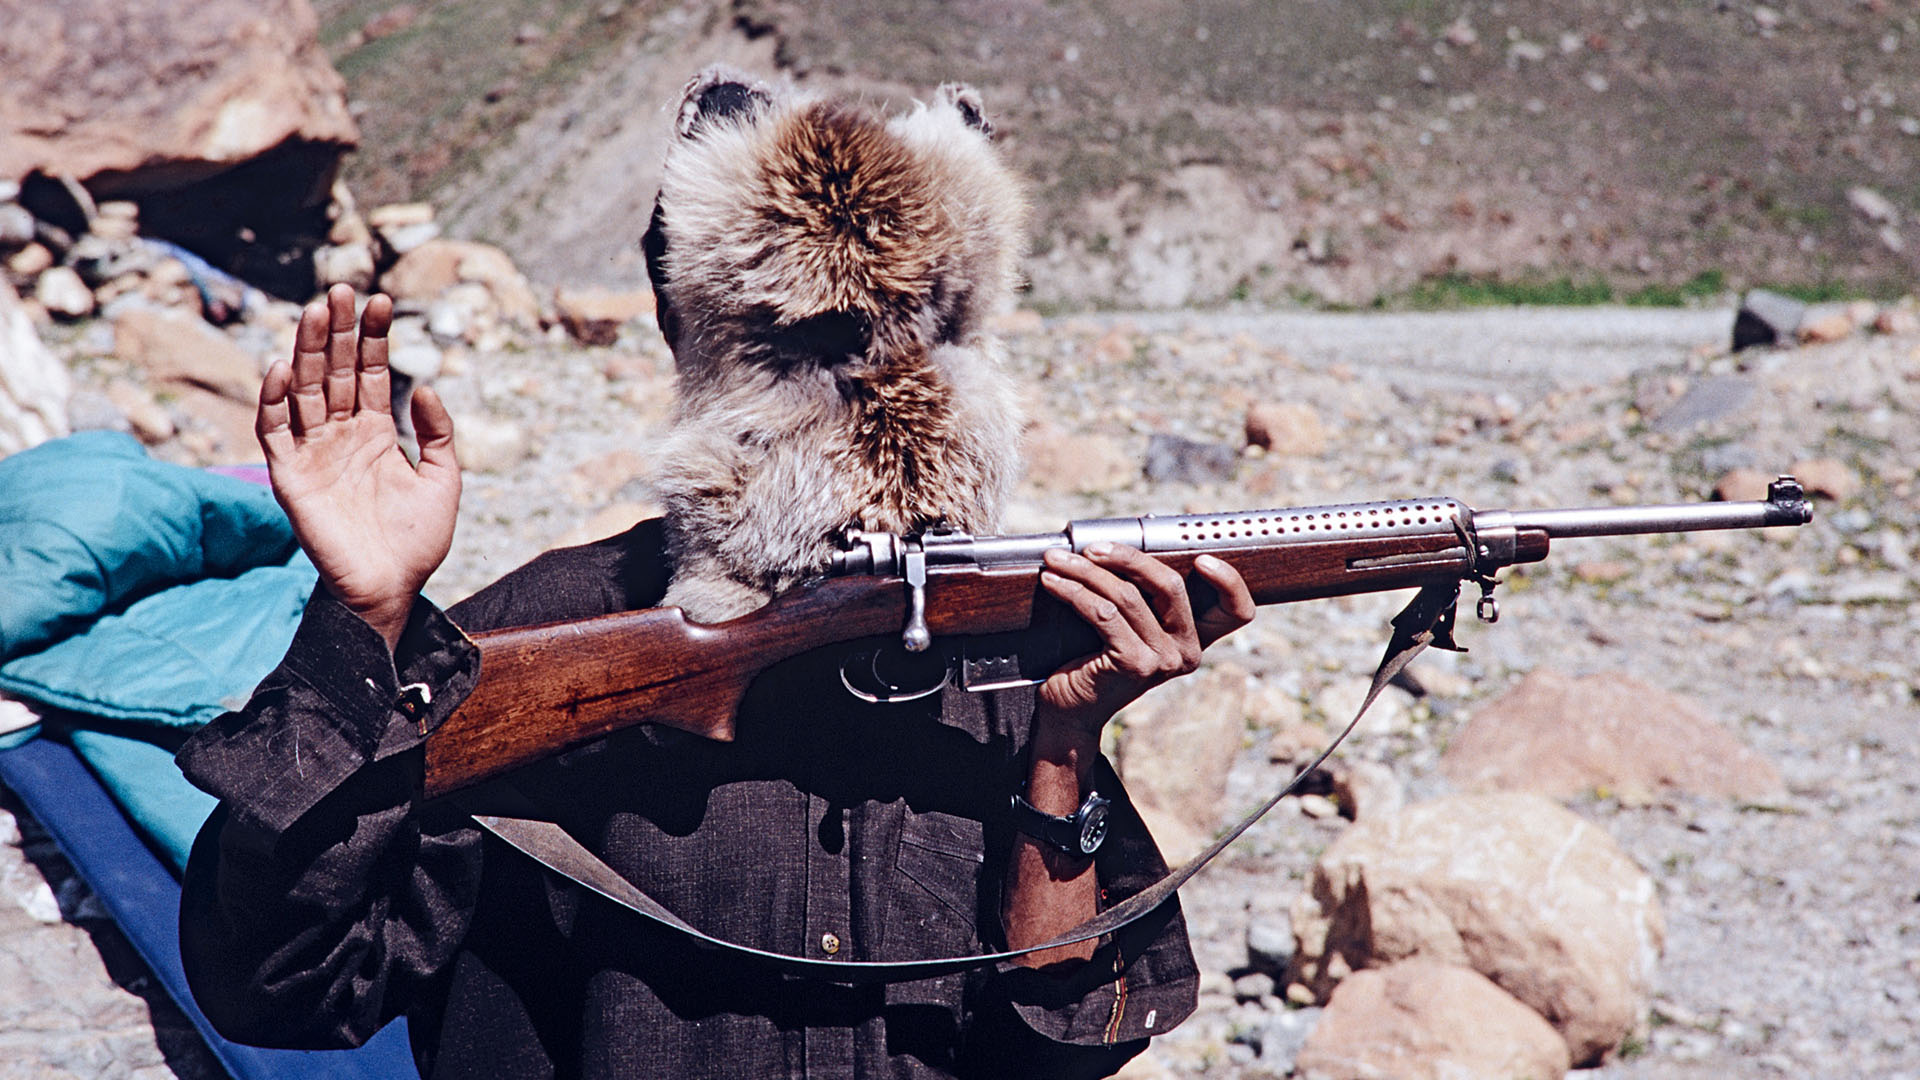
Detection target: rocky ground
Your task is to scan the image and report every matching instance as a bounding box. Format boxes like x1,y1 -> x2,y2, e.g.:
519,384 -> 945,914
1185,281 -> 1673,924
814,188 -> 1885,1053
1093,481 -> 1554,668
3,300 -> 1918,1078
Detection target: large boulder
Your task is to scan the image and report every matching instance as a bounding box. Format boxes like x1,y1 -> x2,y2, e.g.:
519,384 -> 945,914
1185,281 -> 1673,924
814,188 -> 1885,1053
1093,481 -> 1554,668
1114,663 -> 1251,863
1294,960 -> 1571,1080
1288,793 -> 1663,1066
0,0 -> 356,189
1439,669 -> 1784,803
0,280 -> 71,456
1,0 -> 356,297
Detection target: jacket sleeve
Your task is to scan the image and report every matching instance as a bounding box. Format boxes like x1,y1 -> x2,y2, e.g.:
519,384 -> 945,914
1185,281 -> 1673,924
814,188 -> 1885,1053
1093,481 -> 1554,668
964,756 -> 1201,1078
175,589 -> 484,1048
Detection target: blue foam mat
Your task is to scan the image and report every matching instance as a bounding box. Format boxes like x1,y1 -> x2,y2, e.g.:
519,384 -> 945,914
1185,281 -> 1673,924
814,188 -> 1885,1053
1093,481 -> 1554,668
0,737 -> 419,1080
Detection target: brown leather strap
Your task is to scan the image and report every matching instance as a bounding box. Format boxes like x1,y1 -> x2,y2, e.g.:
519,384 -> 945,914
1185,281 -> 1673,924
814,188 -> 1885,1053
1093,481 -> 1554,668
475,581 -> 1462,984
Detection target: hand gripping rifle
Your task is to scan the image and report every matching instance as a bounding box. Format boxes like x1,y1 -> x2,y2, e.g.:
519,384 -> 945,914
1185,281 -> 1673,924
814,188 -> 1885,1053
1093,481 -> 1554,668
424,477 -> 1812,800
430,477 -> 1811,982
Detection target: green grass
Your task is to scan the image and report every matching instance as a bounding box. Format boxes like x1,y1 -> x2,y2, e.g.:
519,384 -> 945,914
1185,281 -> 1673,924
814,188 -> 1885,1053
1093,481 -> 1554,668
1397,273 -> 1619,309
1372,267 -> 1897,311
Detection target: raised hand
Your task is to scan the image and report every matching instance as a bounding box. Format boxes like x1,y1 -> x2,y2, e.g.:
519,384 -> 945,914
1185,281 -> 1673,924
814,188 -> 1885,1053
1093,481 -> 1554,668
257,284 -> 461,648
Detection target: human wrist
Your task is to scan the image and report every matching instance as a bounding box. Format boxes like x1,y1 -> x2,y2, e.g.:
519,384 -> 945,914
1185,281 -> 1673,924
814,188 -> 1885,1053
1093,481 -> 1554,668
336,590 -> 413,651
1025,711 -> 1100,815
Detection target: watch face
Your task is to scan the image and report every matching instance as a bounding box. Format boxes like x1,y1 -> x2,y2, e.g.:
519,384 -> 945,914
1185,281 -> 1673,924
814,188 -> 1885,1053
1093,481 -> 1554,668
1078,804 -> 1110,855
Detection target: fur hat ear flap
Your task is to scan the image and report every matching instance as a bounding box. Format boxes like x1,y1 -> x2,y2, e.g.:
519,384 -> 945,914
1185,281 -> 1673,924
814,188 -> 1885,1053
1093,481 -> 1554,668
641,199 -> 681,349
937,82 -> 992,137
677,65 -> 774,138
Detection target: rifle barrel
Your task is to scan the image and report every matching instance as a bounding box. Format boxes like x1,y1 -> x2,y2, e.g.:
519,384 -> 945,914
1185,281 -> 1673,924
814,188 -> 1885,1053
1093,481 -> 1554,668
1500,500 -> 1797,538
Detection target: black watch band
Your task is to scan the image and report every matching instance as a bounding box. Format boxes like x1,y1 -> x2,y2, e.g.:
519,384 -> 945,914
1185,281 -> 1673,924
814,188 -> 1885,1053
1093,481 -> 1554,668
1010,790 -> 1112,857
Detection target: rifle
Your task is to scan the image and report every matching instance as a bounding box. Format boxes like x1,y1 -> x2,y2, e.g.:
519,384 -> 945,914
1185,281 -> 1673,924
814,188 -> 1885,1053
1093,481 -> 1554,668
422,476 -> 1813,799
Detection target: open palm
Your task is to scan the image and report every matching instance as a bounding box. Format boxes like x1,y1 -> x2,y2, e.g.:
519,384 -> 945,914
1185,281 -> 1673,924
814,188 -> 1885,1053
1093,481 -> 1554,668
257,285 -> 461,647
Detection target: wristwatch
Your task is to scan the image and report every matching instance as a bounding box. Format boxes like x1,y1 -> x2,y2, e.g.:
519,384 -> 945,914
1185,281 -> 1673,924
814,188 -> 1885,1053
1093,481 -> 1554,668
1010,790 -> 1112,857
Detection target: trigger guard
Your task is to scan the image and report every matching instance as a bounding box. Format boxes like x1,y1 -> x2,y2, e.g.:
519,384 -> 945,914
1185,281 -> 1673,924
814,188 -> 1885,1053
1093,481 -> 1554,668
839,647 -> 952,704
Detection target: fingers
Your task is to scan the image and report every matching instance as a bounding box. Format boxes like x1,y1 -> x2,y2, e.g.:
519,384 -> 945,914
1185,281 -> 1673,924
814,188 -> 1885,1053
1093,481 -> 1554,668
356,293 -> 394,417
323,284 -> 360,420
1041,546 -> 1194,680
1192,554 -> 1257,648
288,295 -> 331,434
256,361 -> 295,460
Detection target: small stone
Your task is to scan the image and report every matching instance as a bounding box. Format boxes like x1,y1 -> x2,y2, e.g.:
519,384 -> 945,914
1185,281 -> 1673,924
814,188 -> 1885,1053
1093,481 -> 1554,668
1797,308 -> 1855,344
34,266 -> 94,319
453,413 -> 529,473
1198,970 -> 1235,999
1732,289 -> 1806,350
382,221 -> 441,254
92,200 -> 140,240
6,241 -> 54,279
367,202 -> 436,230
554,286 -> 655,346
0,201 -> 35,246
1789,457 -> 1858,501
1331,760 -> 1404,822
1144,433 -> 1238,484
1298,793 -> 1340,819
1247,919 -> 1296,974
313,242 -> 376,292
389,341 -> 444,382
1873,307 -> 1919,336
1233,971 -> 1277,1002
1847,186 -> 1899,224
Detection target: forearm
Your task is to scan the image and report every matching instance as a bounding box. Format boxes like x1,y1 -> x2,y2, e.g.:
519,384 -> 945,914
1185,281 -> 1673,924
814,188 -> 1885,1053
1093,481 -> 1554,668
1002,710 -> 1102,967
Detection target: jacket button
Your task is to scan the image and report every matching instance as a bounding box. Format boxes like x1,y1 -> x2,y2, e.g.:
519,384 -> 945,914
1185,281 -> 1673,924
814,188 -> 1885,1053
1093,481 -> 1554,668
820,932 -> 841,955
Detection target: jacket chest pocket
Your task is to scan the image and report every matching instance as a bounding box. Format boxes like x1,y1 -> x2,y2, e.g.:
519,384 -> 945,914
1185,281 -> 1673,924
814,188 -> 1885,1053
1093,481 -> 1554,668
891,811 -> 986,942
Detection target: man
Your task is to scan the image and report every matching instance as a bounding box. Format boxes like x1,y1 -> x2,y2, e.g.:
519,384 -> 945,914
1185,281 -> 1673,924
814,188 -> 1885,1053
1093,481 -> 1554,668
175,280 -> 1252,1079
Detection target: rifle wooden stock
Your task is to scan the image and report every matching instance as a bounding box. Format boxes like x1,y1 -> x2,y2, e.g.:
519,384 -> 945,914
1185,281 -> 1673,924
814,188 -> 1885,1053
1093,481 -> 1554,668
421,524 -> 1551,798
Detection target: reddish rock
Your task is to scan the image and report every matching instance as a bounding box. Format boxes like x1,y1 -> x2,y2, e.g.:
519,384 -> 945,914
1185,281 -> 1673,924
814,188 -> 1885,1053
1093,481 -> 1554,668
1244,401 -> 1329,456
554,286 -> 655,346
381,239 -> 541,328
1873,307 -> 1919,336
1438,670 -> 1784,803
1294,960 -> 1571,1080
1789,457 -> 1859,501
1115,664 -> 1251,862
1796,309 -> 1855,345
1713,468 -> 1774,503
1289,793 -> 1663,1065
1022,422 -> 1133,494
112,307 -> 261,403
0,0 -> 356,191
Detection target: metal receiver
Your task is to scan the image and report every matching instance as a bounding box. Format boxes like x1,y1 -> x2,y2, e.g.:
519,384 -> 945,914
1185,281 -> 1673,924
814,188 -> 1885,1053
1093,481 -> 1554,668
828,477 -> 1813,693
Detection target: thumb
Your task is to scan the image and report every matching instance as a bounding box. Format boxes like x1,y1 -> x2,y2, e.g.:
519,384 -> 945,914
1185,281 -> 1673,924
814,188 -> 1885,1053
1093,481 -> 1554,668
411,385 -> 460,474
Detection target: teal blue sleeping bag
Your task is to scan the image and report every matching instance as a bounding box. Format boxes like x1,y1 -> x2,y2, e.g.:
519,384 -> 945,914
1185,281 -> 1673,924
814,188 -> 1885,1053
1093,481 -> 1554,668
0,431 -> 317,869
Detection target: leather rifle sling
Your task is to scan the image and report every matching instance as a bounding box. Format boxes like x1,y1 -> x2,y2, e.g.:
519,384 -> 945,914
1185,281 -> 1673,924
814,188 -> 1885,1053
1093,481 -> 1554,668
474,581 -> 1462,984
